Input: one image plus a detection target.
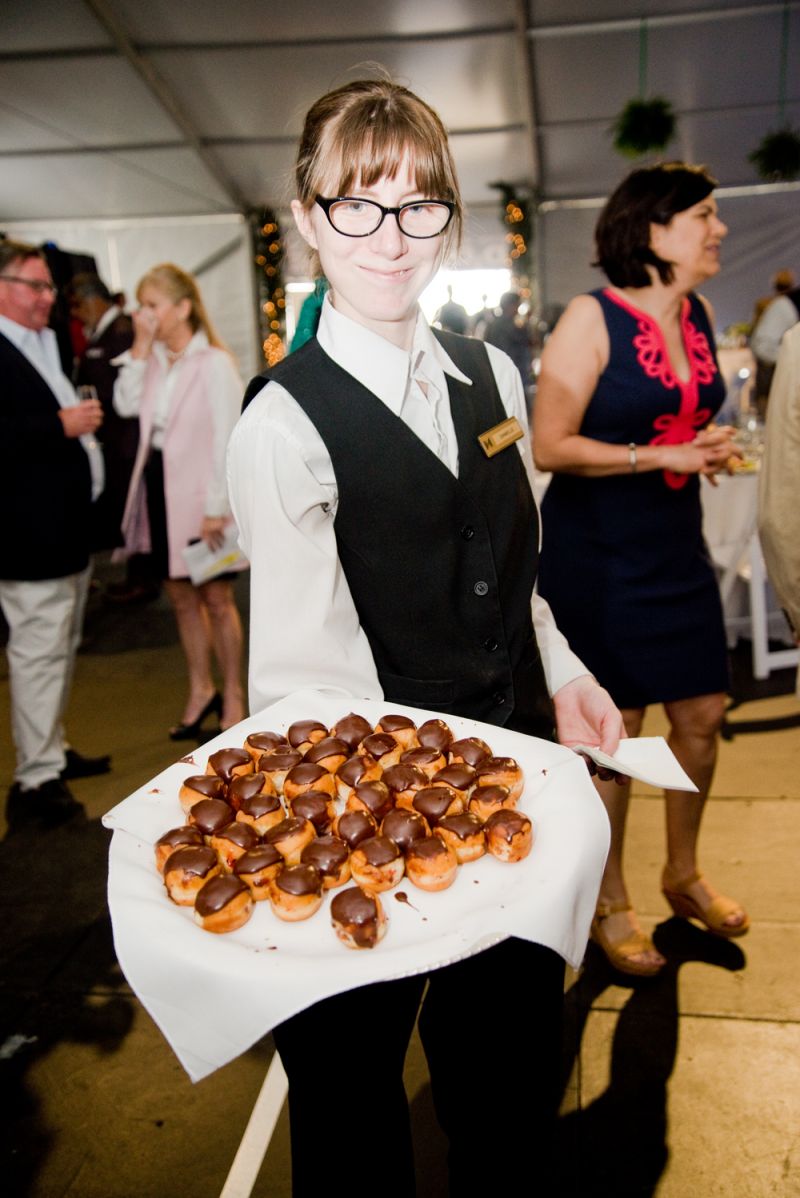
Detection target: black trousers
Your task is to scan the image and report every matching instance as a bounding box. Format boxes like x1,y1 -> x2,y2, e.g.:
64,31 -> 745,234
272,937 -> 565,1196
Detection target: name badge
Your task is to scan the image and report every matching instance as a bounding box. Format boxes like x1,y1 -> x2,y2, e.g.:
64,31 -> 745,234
478,417 -> 524,458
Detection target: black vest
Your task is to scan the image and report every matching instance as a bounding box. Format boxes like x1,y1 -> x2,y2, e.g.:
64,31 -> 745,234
246,332 -> 554,739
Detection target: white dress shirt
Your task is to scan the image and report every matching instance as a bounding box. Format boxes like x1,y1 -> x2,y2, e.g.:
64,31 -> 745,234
0,313 -> 104,500
227,297 -> 588,714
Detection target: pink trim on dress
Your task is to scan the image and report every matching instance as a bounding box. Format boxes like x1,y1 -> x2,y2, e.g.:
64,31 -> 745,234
603,289 -> 718,490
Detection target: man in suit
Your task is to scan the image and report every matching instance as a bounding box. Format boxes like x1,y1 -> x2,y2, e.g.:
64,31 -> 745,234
0,241 -> 111,831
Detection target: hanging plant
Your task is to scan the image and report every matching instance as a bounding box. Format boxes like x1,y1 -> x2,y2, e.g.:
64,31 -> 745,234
613,97 -> 676,158
749,128 -> 800,181
611,19 -> 677,159
748,5 -> 800,181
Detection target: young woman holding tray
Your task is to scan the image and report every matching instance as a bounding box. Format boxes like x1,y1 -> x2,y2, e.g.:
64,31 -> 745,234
228,77 -> 623,1195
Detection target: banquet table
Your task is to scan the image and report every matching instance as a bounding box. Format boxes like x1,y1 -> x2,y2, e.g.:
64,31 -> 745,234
701,471 -> 798,679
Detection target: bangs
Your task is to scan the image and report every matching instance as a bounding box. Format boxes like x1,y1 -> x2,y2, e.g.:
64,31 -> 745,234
323,111 -> 456,201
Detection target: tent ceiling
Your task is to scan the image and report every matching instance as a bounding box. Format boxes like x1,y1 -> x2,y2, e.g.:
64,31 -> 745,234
1,0 -> 798,222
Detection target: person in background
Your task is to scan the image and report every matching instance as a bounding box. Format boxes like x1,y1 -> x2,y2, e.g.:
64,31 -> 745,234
759,322 -> 800,654
750,268 -> 799,409
229,76 -> 623,1195
534,163 -> 749,977
482,289 -> 534,403
113,263 -> 245,739
69,273 -> 158,603
0,241 -> 110,831
434,283 -> 468,333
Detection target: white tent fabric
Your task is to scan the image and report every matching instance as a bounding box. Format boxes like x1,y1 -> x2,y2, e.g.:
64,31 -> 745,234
2,0 -> 799,338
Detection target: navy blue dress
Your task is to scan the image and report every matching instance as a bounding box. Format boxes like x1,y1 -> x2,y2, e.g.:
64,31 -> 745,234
537,288 -> 729,709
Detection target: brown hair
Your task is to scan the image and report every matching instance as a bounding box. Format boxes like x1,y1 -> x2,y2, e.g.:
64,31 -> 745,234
594,162 -> 717,288
0,239 -> 45,276
295,78 -> 463,255
136,263 -> 227,350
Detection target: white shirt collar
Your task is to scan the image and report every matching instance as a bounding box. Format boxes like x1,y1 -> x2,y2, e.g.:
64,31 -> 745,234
90,304 -> 122,341
315,293 -> 472,414
0,312 -> 50,353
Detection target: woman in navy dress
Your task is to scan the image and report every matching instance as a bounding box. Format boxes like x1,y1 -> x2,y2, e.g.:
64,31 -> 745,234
534,163 -> 749,976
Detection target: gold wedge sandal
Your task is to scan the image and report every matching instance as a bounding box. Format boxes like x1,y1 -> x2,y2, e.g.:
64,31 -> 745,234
591,900 -> 666,976
661,868 -> 749,938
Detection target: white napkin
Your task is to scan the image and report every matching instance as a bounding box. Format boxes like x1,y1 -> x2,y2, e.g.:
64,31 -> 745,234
105,691 -> 694,1082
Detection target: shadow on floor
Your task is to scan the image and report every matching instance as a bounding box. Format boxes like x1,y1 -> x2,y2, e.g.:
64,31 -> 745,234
0,816 -> 135,1198
557,919 -> 746,1197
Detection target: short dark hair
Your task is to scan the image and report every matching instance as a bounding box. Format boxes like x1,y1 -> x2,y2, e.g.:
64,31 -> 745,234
68,272 -> 113,303
594,162 -> 718,288
0,239 -> 44,277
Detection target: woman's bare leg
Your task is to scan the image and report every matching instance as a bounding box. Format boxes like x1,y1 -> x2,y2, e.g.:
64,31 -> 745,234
662,692 -> 747,930
593,706 -> 666,970
200,579 -> 245,728
163,578 -> 216,724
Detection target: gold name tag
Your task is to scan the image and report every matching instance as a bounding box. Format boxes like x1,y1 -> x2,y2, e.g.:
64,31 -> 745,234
478,417 -> 524,458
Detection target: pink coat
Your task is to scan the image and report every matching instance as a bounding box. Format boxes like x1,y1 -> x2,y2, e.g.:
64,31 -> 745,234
119,345 -> 243,579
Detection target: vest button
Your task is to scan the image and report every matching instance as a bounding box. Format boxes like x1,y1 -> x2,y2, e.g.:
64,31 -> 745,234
461,525 -> 475,540
474,580 -> 489,596
484,637 -> 499,652
494,692 -> 506,706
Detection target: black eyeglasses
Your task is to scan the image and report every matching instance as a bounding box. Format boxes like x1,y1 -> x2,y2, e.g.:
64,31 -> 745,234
315,196 -> 455,239
0,274 -> 57,296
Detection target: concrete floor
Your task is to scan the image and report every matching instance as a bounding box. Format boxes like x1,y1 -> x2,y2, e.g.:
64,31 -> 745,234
1,569 -> 798,1197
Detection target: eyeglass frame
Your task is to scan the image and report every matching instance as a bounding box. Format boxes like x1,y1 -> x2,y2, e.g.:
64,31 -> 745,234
314,195 -> 455,239
0,274 -> 58,296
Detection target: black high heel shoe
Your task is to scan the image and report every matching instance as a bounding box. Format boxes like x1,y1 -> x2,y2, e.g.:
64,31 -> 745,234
169,692 -> 222,741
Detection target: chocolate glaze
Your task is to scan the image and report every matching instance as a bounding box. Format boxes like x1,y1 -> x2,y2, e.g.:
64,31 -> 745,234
265,816 -> 313,846
336,810 -> 378,848
229,772 -> 272,807
484,809 -> 531,841
260,748 -> 303,772
331,886 -> 380,946
239,791 -> 283,819
382,763 -> 427,794
433,764 -> 476,791
360,733 -> 398,760
182,775 -> 226,801
337,754 -> 376,787
417,719 -> 453,751
356,835 -> 400,867
378,714 -> 416,733
400,747 -> 444,771
438,813 -> 484,841
449,737 -> 491,767
246,731 -> 289,754
352,780 -> 393,820
285,761 -> 328,787
381,809 -> 428,852
412,787 -> 455,825
195,873 -> 249,916
304,736 -> 348,764
212,821 -> 259,851
332,712 -> 373,749
208,748 -> 252,784
287,719 -> 327,747
470,784 -> 510,812
408,835 -> 450,862
164,844 -> 218,878
301,835 -> 349,876
290,790 -> 333,833
234,843 -> 282,875
476,756 -> 520,778
276,864 -> 322,896
189,798 -> 235,836
156,826 -> 204,852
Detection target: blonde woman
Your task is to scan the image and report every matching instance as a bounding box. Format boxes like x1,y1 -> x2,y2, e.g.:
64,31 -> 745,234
114,264 -> 245,737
